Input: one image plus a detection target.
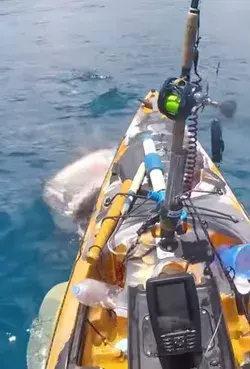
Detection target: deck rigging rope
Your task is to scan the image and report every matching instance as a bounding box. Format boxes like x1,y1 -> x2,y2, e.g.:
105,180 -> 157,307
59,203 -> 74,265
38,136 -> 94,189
184,197 -> 250,323
196,311 -> 223,369
183,200 -> 239,224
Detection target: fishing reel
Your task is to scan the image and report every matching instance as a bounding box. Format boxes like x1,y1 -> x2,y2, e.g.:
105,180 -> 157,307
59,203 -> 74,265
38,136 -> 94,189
158,77 -> 237,121
158,77 -> 200,120
158,77 -> 236,169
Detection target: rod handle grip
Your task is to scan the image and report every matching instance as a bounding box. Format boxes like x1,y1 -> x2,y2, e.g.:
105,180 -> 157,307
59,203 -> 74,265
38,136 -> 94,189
181,11 -> 199,77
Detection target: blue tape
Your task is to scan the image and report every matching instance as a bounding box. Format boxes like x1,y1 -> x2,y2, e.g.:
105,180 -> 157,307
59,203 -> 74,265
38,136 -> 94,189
180,210 -> 188,221
148,191 -> 188,229
167,209 -> 183,219
167,209 -> 187,220
145,153 -> 164,174
147,190 -> 166,205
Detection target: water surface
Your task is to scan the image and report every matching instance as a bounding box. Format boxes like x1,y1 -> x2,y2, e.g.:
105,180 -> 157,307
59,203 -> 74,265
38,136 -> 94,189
0,0 -> 249,368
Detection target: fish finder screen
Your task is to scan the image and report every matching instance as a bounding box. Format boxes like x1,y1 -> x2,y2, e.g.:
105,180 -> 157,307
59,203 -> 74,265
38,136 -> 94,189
156,282 -> 190,320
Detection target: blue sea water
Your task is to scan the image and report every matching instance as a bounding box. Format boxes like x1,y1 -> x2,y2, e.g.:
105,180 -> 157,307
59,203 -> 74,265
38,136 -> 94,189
0,0 -> 250,367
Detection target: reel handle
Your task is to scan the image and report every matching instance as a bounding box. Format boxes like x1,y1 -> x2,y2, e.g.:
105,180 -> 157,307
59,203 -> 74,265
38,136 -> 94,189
193,91 -> 237,118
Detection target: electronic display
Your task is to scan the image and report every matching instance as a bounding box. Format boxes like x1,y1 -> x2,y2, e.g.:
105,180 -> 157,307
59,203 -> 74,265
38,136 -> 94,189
156,283 -> 189,321
146,273 -> 202,357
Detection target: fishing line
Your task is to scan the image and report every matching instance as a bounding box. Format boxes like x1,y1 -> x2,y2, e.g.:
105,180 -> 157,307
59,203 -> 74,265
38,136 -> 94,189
123,208 -> 158,222
127,197 -> 152,216
225,266 -> 236,280
216,61 -> 221,78
184,261 -> 190,272
193,3 -> 202,83
184,197 -> 250,324
87,318 -> 126,357
95,247 -> 107,282
241,295 -> 250,324
185,198 -> 226,265
105,192 -> 147,207
87,319 -> 108,343
205,311 -> 222,355
192,212 -> 239,223
185,203 -> 201,241
126,245 -> 157,262
123,236 -> 141,263
180,188 -> 222,198
197,311 -> 223,369
183,202 -> 239,223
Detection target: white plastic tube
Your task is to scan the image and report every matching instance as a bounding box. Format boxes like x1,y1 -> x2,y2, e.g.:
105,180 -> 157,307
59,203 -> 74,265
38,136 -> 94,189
142,136 -> 166,192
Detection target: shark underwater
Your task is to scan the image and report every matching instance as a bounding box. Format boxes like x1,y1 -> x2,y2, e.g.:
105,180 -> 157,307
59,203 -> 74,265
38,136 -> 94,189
43,148 -> 115,233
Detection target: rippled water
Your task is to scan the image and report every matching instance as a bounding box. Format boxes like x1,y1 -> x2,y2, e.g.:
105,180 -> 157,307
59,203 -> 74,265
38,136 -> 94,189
0,0 -> 250,368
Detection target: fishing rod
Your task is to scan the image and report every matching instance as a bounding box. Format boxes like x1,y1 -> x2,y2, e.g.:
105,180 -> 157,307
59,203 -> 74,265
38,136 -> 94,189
158,0 -> 201,249
157,0 -> 236,250
181,0 -> 200,79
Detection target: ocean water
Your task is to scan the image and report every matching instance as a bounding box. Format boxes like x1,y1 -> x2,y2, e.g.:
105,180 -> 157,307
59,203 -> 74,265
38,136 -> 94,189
0,0 -> 250,368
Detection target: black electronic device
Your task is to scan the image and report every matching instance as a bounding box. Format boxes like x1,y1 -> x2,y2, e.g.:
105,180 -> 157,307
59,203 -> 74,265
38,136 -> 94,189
146,273 -> 202,357
128,276 -> 236,369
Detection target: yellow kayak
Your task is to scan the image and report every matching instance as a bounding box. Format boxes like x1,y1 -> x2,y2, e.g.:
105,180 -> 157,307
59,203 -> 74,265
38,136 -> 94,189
32,89 -> 250,369
27,1 -> 250,369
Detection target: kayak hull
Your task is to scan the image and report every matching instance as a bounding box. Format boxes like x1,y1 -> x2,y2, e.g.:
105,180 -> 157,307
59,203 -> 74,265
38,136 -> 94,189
30,91 -> 250,369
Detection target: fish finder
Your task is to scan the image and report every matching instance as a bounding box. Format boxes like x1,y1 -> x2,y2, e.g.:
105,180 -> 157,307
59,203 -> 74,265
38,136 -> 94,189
146,273 -> 202,357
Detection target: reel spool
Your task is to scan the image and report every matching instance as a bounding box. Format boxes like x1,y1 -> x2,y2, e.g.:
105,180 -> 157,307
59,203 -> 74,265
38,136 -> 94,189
157,77 -> 199,120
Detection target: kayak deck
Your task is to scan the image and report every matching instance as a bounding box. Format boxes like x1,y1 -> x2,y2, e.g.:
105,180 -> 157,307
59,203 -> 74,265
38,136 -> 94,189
44,91 -> 250,369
